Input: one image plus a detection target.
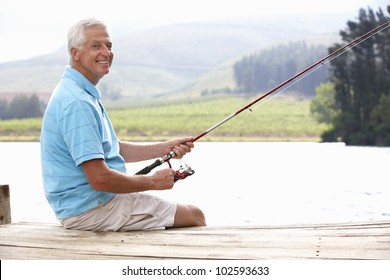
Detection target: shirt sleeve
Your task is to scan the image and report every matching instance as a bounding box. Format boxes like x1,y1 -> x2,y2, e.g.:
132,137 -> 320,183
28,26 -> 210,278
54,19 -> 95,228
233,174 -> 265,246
59,100 -> 105,166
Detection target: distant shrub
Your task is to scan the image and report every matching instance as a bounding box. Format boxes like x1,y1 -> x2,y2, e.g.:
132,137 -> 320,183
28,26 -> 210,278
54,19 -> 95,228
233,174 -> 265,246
0,94 -> 45,120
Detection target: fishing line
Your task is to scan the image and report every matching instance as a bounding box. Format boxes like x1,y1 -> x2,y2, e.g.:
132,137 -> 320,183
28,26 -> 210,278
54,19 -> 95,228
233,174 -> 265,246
220,21 -> 390,139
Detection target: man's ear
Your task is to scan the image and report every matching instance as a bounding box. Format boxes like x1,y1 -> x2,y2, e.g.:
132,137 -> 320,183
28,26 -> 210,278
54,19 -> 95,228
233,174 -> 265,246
71,48 -> 79,61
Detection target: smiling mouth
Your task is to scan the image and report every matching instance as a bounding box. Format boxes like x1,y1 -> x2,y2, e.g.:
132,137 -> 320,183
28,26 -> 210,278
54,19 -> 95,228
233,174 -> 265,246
97,60 -> 109,64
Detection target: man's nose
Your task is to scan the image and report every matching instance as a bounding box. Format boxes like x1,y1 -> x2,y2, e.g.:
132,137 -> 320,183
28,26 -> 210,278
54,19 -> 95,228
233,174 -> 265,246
101,45 -> 111,57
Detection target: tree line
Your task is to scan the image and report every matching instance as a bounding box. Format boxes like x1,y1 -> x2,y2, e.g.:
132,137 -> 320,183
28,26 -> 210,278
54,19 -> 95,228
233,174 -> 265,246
0,94 -> 45,120
311,6 -> 390,146
233,42 -> 328,97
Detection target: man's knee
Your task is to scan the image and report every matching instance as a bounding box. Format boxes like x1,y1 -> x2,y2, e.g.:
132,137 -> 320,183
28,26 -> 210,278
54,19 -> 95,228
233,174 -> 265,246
172,204 -> 206,227
190,205 -> 206,226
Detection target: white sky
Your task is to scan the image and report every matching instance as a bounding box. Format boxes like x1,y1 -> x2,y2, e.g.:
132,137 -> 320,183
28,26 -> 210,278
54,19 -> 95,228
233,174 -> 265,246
0,0 -> 388,63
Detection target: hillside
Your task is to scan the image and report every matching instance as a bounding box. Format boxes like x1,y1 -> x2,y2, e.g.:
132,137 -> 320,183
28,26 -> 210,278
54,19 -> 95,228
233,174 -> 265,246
0,17 -> 342,101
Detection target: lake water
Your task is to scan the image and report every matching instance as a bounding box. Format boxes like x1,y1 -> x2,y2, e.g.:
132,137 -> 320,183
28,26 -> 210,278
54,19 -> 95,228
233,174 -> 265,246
1,141 -> 389,226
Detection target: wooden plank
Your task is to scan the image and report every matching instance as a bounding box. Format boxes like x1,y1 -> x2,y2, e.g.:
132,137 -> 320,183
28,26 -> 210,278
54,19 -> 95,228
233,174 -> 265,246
0,221 -> 389,260
0,185 -> 11,225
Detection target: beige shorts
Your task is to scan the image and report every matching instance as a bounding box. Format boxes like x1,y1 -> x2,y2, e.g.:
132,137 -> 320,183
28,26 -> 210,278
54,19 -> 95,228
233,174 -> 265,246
60,193 -> 177,231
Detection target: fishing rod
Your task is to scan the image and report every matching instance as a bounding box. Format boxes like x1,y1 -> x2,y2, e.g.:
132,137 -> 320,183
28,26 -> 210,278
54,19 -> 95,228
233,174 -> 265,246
136,19 -> 390,181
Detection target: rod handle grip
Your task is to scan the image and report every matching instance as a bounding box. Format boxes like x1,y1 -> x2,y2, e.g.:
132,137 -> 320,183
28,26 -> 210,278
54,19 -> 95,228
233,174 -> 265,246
135,159 -> 162,175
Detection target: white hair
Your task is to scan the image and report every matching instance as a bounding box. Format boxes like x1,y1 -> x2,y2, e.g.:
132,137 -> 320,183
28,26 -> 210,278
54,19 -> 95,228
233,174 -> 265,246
67,18 -> 107,62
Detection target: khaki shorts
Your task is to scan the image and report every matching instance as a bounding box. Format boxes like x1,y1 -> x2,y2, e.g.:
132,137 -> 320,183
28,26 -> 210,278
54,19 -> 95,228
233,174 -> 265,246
60,193 -> 177,231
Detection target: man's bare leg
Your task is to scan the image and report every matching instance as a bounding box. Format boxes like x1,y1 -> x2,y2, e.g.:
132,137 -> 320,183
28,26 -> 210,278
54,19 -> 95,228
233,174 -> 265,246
171,204 -> 206,228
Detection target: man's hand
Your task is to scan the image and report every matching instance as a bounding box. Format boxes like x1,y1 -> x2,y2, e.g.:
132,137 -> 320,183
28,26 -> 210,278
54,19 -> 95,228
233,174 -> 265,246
150,168 -> 176,190
164,137 -> 194,159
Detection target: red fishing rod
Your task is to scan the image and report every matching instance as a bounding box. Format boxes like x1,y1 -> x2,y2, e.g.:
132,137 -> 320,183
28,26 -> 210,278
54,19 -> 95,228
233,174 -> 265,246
136,20 -> 390,180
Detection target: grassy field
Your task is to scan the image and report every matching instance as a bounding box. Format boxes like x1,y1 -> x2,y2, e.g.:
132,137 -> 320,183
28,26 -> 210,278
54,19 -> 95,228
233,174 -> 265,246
0,96 -> 328,142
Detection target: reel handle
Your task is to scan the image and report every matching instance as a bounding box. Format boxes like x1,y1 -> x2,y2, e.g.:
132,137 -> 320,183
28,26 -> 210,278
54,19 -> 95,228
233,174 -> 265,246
174,165 -> 195,182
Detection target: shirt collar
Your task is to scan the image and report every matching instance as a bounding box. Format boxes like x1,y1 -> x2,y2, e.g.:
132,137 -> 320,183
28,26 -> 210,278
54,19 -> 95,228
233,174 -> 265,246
64,66 -> 102,100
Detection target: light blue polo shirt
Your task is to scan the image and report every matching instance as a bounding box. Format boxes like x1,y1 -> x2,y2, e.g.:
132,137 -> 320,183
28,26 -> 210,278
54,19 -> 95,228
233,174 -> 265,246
40,66 -> 124,219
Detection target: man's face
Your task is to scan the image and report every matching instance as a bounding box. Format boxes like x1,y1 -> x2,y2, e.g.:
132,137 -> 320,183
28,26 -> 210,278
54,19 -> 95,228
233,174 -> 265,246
71,27 -> 113,85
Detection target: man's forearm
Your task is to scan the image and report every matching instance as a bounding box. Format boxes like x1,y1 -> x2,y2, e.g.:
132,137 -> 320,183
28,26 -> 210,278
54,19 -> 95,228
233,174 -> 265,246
119,141 -> 164,163
81,158 -> 174,193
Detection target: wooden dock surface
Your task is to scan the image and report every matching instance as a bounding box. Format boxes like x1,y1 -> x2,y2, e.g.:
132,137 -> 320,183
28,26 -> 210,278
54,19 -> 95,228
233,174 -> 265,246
1,220 -> 390,260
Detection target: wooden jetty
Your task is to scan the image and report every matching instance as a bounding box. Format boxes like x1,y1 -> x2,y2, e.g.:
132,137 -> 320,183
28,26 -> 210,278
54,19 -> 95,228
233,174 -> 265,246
1,220 -> 390,260
1,185 -> 390,260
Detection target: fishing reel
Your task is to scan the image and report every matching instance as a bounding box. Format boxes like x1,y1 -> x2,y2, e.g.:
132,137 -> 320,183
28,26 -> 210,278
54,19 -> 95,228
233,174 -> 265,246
169,159 -> 195,182
135,151 -> 195,182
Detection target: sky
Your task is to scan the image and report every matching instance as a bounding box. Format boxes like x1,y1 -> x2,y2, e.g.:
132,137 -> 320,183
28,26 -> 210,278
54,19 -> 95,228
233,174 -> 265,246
0,0 -> 388,63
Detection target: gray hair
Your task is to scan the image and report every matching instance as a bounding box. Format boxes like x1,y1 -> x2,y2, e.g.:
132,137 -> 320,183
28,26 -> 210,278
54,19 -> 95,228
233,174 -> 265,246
67,18 -> 107,61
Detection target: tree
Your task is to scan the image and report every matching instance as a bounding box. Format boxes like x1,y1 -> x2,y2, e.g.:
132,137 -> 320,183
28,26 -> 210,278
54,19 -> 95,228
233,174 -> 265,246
0,94 -> 45,120
323,6 -> 390,146
370,95 -> 390,146
233,42 -> 328,97
310,82 -> 338,124
0,99 -> 9,119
